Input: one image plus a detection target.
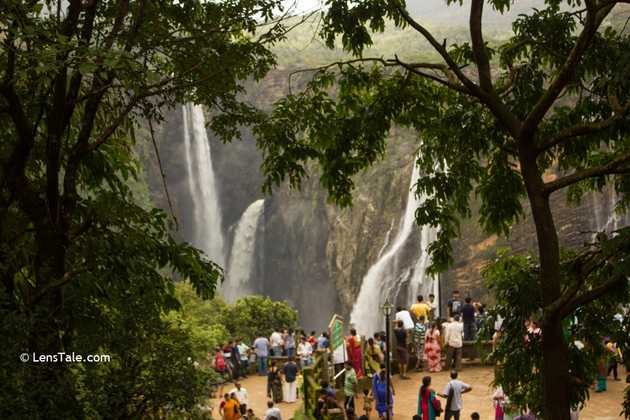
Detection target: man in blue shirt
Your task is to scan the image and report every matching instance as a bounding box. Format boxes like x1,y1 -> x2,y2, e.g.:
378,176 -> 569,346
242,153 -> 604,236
253,335 -> 270,375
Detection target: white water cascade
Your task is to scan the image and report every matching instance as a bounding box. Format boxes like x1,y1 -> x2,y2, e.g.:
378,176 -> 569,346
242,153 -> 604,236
222,199 -> 265,302
350,161 -> 439,335
182,103 -> 226,266
591,188 -> 630,237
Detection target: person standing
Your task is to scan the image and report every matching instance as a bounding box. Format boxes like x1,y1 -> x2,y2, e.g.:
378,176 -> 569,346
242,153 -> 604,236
606,339 -> 622,381
221,393 -> 241,420
284,329 -> 296,359
317,332 -> 330,350
230,340 -> 242,379
462,297 -> 476,341
365,337 -> 384,376
270,329 -> 283,357
372,366 -> 394,419
424,323 -> 442,372
213,346 -> 228,377
281,357 -> 299,403
444,315 -> 464,371
410,295 -> 431,323
254,335 -> 270,376
343,360 -> 358,415
237,339 -> 250,377
492,386 -> 506,420
297,335 -> 313,367
413,316 -> 428,371
267,361 -> 283,403
394,320 -> 410,379
308,331 -> 318,350
417,376 -> 440,420
438,370 -> 472,420
346,328 -> 364,378
230,382 -> 249,416
395,306 -> 415,330
264,401 -> 282,420
447,291 -> 463,318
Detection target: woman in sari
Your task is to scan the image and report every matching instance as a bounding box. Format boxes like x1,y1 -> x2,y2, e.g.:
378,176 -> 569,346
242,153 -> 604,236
424,323 -> 442,372
417,376 -> 439,420
267,361 -> 283,403
364,337 -> 383,377
346,328 -> 364,378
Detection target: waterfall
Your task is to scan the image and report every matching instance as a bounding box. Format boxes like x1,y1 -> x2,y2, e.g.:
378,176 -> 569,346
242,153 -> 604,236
222,199 -> 265,302
409,223 -> 438,306
591,188 -> 630,238
350,161 -> 439,335
182,103 -> 226,266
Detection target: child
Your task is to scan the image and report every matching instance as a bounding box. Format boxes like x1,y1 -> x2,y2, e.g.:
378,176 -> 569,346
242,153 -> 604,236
471,413 -> 480,420
363,388 -> 373,417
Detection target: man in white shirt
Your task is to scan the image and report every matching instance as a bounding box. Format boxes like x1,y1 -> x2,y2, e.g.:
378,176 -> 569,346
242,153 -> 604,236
270,330 -> 283,357
236,339 -> 250,377
438,370 -> 472,420
264,401 -> 282,420
229,382 -> 249,415
297,336 -> 313,367
443,315 -> 464,371
395,306 -> 415,330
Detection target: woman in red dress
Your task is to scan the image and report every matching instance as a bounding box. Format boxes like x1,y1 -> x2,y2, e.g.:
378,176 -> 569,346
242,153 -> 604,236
346,328 -> 364,378
423,323 -> 442,372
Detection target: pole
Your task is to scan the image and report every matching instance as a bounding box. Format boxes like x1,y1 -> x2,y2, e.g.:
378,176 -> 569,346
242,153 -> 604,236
385,312 -> 391,420
437,272 -> 442,319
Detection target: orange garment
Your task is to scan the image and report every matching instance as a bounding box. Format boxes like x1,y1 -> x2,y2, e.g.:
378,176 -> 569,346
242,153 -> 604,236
223,398 -> 241,420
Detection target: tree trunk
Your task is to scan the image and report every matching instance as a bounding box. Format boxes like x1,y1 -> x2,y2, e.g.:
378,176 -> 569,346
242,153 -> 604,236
519,147 -> 571,420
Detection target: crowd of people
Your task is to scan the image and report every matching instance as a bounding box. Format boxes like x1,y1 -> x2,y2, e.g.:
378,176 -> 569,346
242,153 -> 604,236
212,293 -> 625,420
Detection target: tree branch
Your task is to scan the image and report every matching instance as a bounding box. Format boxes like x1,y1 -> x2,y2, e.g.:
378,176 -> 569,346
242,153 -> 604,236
522,3 -> 615,140
393,2 -> 522,137
543,151 -> 630,194
469,0 -> 493,93
537,116 -> 622,153
559,274 -> 627,318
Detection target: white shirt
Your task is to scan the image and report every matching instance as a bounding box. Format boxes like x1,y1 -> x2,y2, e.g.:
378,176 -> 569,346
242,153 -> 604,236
444,321 -> 463,348
428,300 -> 438,317
237,343 -> 250,361
494,315 -> 504,331
265,407 -> 282,420
395,310 -> 414,330
443,379 -> 471,411
297,342 -> 313,359
230,387 -> 248,405
270,331 -> 283,347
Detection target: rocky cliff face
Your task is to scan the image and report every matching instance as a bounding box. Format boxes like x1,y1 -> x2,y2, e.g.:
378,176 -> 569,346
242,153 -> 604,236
143,8 -> 630,331
145,72 -> 628,331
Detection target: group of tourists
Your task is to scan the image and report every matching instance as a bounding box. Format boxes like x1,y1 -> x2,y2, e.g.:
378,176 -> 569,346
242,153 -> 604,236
211,338 -> 252,382
251,329 -> 330,375
214,298 -> 625,420
346,291 -> 486,383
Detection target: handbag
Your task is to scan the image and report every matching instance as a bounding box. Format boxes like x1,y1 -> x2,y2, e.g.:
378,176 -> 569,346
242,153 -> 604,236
431,396 -> 443,416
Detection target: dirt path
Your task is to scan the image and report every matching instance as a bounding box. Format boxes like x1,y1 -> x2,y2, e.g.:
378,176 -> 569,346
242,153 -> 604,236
211,366 -> 627,420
